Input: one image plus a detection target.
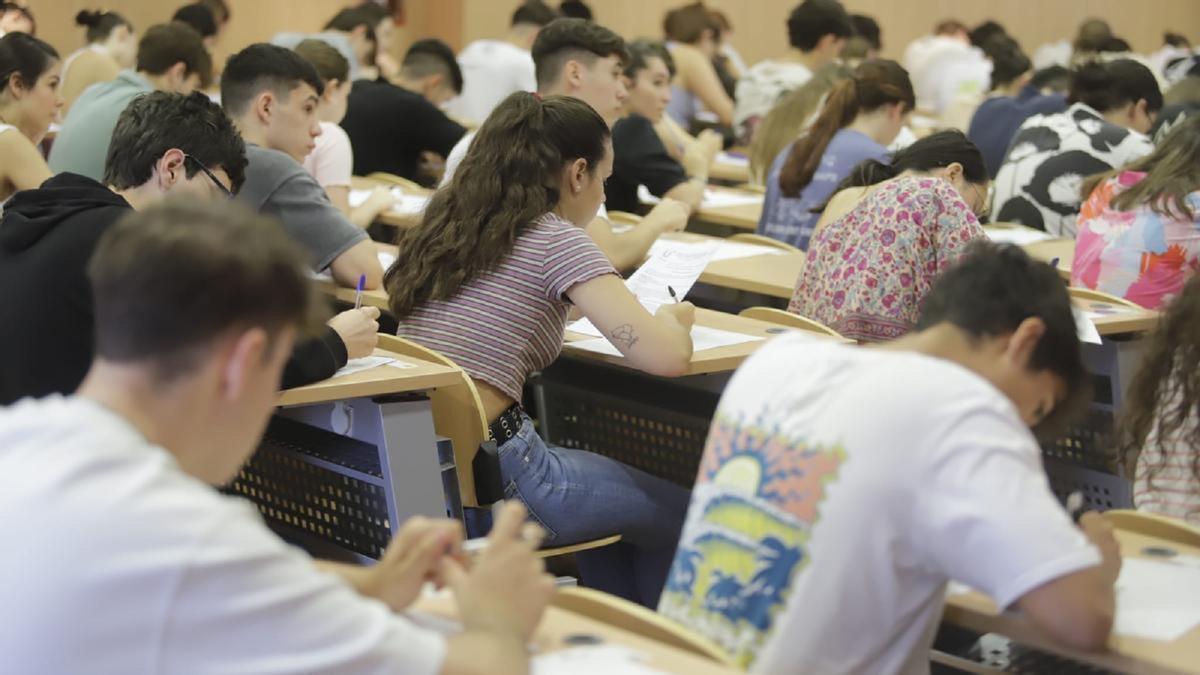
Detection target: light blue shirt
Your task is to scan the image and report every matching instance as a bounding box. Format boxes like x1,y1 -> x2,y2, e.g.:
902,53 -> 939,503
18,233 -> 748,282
48,70 -> 154,181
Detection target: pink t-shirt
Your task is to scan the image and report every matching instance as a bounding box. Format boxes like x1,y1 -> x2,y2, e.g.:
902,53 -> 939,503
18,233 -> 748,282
303,121 -> 353,189
396,212 -> 616,402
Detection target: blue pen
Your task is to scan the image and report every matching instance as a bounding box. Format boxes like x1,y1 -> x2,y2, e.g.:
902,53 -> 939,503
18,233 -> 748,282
1049,257 -> 1060,269
354,274 -> 366,310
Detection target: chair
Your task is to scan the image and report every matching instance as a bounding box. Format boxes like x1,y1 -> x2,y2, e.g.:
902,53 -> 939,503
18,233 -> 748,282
1068,287 -> 1142,310
738,306 -> 846,340
365,171 -> 426,193
552,586 -> 735,666
728,233 -> 801,253
376,335 -> 621,558
1101,509 -> 1200,548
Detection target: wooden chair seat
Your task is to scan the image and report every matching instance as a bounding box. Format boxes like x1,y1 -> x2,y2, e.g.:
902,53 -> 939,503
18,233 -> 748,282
1102,509 -> 1200,547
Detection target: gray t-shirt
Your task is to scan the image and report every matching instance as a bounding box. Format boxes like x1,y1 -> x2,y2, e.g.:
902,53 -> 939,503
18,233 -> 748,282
237,145 -> 366,271
49,70 -> 153,180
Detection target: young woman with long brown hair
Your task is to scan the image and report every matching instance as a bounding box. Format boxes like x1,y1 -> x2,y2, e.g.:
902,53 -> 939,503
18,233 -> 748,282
757,59 -> 914,250
1120,274 -> 1200,524
385,92 -> 695,607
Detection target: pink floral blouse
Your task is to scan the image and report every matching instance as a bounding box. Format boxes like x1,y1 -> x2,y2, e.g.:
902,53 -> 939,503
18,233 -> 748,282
789,176 -> 985,341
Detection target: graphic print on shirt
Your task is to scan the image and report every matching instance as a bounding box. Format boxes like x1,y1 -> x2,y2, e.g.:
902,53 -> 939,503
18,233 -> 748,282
659,411 -> 845,667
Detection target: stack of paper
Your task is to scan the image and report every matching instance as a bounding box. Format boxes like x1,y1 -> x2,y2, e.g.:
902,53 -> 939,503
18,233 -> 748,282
332,356 -> 415,378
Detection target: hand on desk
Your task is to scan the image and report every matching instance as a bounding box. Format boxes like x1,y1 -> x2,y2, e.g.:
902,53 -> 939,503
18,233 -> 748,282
641,199 -> 689,235
328,307 -> 381,359
1079,512 -> 1122,585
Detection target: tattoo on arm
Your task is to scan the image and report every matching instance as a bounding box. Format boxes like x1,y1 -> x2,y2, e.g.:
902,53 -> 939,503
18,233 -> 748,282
610,324 -> 640,350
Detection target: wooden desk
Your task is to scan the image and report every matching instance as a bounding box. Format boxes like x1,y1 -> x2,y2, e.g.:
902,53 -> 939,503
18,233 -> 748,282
1026,238 -> 1076,281
690,187 -> 763,234
277,347 -> 459,407
943,528 -> 1200,675
1077,299 -> 1160,337
351,176 -> 430,229
413,592 -> 739,674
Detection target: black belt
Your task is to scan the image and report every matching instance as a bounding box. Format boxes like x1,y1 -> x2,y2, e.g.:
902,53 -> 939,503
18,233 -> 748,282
488,403 -> 524,445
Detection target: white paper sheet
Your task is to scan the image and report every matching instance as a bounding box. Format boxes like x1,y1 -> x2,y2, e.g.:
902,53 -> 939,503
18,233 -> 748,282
568,325 -> 763,356
637,185 -> 763,209
985,227 -> 1055,246
348,187 -> 429,215
332,356 -> 415,378
1072,308 -> 1103,345
711,241 -> 787,261
378,251 -> 396,269
533,646 -> 668,675
1113,557 -> 1200,641
568,239 -> 718,337
716,151 -> 750,167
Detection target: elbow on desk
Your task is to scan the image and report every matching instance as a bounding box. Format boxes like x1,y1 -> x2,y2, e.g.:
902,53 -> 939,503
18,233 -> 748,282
1051,603 -> 1114,652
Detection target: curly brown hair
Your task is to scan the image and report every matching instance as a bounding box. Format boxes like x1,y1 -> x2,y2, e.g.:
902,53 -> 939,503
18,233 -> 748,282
384,92 -> 609,317
1118,276 -> 1200,515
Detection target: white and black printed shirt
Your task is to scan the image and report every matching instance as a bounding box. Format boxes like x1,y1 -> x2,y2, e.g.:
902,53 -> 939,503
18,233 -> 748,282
991,102 -> 1153,237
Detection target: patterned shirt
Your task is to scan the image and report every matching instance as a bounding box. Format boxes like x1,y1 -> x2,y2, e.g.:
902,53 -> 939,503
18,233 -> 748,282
1072,171 -> 1200,309
790,176 -> 985,342
992,102 -> 1154,237
395,212 -> 616,402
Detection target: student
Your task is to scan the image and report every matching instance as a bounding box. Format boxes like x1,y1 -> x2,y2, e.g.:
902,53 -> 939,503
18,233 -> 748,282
734,0 -> 852,140
1072,116 -> 1200,309
450,1 -> 557,125
0,198 -> 555,675
843,13 -> 882,64
350,0 -> 400,83
662,242 -> 1120,671
389,93 -> 693,607
903,18 -> 991,117
0,91 -> 378,405
294,39 -> 394,228
993,60 -> 1162,236
272,7 -> 366,83
339,39 -> 466,183
708,10 -> 746,83
221,43 -> 383,290
758,59 -> 915,251
607,40 -> 719,214
1120,275 -> 1200,525
662,2 -> 734,130
444,18 -> 689,273
791,131 -> 989,341
0,2 -> 33,36
59,10 -> 136,112
968,36 -> 1068,178
172,3 -> 219,51
746,62 -> 851,185
49,22 -> 210,181
0,32 -> 59,204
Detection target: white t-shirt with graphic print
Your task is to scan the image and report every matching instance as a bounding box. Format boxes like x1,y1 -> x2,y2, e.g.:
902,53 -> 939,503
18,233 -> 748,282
659,336 -> 1101,674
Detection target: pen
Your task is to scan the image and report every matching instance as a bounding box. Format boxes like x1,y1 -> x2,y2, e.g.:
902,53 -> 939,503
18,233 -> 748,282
668,285 -> 680,303
354,274 -> 366,310
1049,257 -> 1060,269
1066,491 -> 1085,523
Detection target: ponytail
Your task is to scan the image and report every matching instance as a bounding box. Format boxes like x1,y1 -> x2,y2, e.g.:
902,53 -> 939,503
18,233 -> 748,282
778,59 -> 914,197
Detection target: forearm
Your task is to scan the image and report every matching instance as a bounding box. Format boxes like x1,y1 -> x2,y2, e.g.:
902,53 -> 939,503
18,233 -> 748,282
663,179 -> 705,212
442,633 -> 530,675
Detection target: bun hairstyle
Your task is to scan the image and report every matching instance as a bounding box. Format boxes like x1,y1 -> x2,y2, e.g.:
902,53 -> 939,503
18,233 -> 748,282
1069,59 -> 1163,115
74,9 -> 130,44
778,59 -> 914,197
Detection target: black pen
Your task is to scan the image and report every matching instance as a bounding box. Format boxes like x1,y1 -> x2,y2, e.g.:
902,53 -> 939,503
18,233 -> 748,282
667,285 -> 680,303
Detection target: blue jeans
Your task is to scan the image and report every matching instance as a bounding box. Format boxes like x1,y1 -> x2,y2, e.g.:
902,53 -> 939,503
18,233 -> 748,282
498,414 -> 690,607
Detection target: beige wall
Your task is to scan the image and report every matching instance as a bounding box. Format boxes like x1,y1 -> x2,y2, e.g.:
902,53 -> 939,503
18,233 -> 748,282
462,0 -> 1200,67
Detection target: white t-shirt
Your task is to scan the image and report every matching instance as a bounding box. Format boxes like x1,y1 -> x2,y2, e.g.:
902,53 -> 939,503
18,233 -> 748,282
304,120 -> 354,189
0,395 -> 446,675
733,60 -> 813,131
658,337 -> 1100,674
447,39 -> 536,126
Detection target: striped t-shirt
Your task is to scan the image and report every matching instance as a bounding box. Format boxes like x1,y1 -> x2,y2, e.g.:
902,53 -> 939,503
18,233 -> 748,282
396,212 -> 616,402
1134,401 -> 1200,526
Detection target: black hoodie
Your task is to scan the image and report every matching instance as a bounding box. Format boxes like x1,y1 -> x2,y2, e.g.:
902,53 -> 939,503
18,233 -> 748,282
0,173 -> 347,406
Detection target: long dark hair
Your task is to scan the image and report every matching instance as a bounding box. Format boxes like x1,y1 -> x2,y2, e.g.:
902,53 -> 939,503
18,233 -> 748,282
385,93 -> 610,317
778,59 -> 914,197
1119,275 -> 1200,516
1080,114 -> 1200,220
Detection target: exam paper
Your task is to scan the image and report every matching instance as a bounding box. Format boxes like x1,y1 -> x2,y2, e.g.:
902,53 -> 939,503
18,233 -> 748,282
332,356 -> 415,378
1072,308 -> 1102,345
533,646 -> 669,675
1113,557 -> 1200,641
568,325 -> 763,356
568,239 -> 718,337
637,185 -> 764,209
348,187 -> 430,215
985,227 -> 1055,246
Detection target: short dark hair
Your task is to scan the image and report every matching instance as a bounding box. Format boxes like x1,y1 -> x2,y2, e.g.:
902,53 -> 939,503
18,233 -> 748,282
982,35 -> 1031,90
531,17 -> 626,90
198,0 -> 230,24
1031,65 -> 1070,93
558,0 -> 592,22
662,2 -> 716,45
171,3 -> 217,39
1070,59 -> 1163,115
324,6 -> 375,34
75,9 -> 131,44
513,1 -> 559,27
0,31 -> 57,94
294,38 -> 349,85
136,22 -> 211,85
850,14 -> 881,51
788,0 -> 854,51
624,39 -> 675,79
917,242 -> 1088,438
403,38 -> 464,94
88,199 -> 322,382
968,20 -> 1006,49
221,43 -> 324,118
104,91 -> 248,194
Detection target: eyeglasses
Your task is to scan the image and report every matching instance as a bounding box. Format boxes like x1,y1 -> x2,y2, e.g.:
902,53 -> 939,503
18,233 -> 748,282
968,181 -> 991,222
183,153 -> 233,199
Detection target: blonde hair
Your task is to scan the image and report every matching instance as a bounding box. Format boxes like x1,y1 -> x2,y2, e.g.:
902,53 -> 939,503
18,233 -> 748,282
748,62 -> 852,185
